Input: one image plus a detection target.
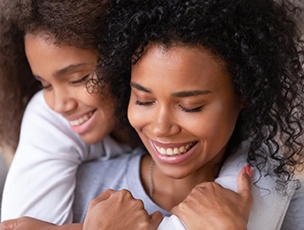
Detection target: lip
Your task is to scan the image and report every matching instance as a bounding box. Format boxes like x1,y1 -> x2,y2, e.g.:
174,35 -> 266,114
68,110 -> 97,135
149,139 -> 198,164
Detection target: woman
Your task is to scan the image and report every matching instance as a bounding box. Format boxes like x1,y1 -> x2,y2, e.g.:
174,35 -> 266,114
71,0 -> 304,229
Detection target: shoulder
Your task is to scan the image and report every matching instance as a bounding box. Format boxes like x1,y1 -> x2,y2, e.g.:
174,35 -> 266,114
280,174 -> 304,229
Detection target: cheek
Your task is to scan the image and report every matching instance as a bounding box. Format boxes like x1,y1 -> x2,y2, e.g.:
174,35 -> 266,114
127,103 -> 141,130
95,95 -> 117,119
127,98 -> 152,131
191,105 -> 239,141
43,91 -> 54,110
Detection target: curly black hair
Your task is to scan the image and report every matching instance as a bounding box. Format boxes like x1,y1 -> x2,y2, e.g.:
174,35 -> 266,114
0,0 -> 140,152
98,0 -> 304,191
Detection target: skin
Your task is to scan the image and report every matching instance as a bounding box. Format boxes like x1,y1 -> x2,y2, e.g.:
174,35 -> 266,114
129,43 -> 243,210
83,189 -> 163,230
24,33 -> 118,144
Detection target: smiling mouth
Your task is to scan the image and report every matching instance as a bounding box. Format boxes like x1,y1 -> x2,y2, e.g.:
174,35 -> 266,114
153,141 -> 197,156
69,112 -> 94,126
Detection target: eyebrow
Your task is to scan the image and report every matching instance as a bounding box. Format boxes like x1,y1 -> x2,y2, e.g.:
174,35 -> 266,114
130,82 -> 211,97
54,63 -> 94,78
33,63 -> 94,80
130,82 -> 151,93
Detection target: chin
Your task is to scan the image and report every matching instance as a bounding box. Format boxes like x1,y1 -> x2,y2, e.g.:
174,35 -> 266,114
80,134 -> 99,145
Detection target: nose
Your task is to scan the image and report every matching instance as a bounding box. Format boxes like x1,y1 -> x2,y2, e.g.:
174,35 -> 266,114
51,88 -> 77,114
150,106 -> 180,137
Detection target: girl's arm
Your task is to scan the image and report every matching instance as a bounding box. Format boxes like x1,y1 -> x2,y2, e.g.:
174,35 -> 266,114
1,91 -> 100,224
0,217 -> 82,230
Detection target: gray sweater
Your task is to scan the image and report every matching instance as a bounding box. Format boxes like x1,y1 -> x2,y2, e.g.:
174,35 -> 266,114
73,149 -> 304,229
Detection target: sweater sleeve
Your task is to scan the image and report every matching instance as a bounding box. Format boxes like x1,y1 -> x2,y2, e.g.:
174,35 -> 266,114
1,91 -> 101,224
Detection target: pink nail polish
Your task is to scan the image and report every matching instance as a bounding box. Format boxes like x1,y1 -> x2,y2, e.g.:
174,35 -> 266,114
245,164 -> 252,177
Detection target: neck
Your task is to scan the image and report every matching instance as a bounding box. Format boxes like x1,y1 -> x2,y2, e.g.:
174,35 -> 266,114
141,154 -> 223,211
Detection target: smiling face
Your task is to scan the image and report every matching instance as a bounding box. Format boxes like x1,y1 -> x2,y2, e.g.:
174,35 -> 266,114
129,44 -> 243,180
25,33 -> 117,144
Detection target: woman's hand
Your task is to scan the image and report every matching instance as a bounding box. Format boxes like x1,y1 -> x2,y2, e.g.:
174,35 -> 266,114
83,189 -> 163,230
0,217 -> 82,230
171,165 -> 253,230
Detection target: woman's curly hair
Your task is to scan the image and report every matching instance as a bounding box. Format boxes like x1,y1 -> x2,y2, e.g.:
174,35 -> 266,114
98,0 -> 304,191
0,0 -> 132,152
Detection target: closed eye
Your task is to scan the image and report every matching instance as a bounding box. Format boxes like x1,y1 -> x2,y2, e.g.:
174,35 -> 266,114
36,79 -> 52,90
70,74 -> 91,84
135,100 -> 154,106
178,105 -> 204,113
40,84 -> 52,90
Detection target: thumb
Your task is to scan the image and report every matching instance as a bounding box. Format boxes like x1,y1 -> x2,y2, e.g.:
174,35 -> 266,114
237,164 -> 252,198
149,211 -> 163,230
237,164 -> 253,222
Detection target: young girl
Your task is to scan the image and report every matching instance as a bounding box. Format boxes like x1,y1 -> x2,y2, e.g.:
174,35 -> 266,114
0,0 -> 139,224
70,0 -> 304,229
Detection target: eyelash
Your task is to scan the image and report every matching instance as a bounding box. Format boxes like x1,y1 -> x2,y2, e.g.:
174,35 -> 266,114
135,100 -> 154,106
39,82 -> 51,90
135,100 -> 203,113
38,73 -> 92,90
70,74 -> 91,84
179,105 -> 204,113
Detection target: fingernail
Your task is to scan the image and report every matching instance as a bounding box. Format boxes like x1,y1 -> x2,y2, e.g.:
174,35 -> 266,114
245,164 -> 252,177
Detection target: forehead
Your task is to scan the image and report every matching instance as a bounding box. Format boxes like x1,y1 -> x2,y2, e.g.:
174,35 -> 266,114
131,43 -> 230,88
24,32 -> 97,75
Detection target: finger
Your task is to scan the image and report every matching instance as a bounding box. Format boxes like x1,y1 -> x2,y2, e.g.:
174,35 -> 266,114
89,189 -> 116,207
237,164 -> 253,221
96,189 -> 116,201
170,205 -> 178,216
149,211 -> 163,230
0,223 -> 13,230
0,218 -> 22,230
237,164 -> 252,197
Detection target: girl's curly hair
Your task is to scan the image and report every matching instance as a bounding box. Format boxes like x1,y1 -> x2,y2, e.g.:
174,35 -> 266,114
98,0 -> 304,191
0,0 -> 133,152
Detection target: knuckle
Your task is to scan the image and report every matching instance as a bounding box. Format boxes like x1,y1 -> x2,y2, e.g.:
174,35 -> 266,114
135,198 -> 145,208
120,189 -> 132,197
88,198 -> 99,208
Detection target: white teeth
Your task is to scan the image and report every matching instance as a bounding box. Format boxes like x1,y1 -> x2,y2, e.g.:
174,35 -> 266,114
154,143 -> 195,156
167,148 -> 173,155
160,148 -> 166,155
173,148 -> 179,154
179,146 -> 185,153
70,112 -> 93,126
